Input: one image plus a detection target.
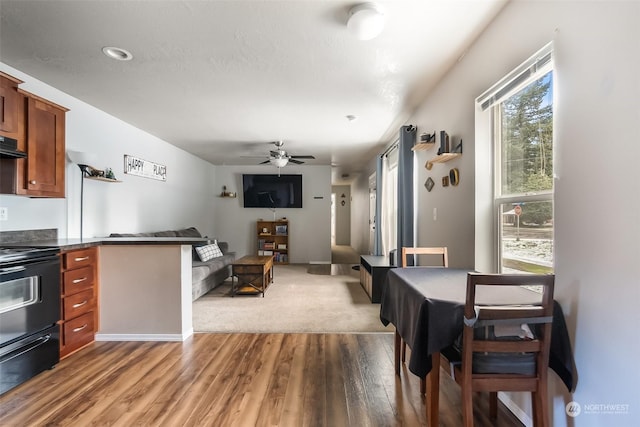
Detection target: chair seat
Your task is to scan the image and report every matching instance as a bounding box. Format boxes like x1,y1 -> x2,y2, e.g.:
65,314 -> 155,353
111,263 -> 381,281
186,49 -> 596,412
442,342 -> 537,376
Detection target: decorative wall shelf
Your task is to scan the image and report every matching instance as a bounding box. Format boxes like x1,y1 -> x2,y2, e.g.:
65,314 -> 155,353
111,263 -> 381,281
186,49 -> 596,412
85,176 -> 122,183
412,142 -> 436,151
429,152 -> 461,164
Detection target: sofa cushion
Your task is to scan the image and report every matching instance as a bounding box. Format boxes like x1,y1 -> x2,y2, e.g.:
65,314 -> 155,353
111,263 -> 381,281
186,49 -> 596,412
153,230 -> 177,237
175,227 -> 202,237
192,253 -> 235,282
195,243 -> 223,262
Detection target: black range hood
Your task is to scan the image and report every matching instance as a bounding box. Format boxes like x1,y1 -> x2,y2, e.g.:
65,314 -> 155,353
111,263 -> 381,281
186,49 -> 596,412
0,135 -> 27,159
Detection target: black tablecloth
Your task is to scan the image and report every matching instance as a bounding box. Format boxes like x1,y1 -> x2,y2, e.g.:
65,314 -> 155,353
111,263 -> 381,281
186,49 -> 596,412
379,267 -> 576,392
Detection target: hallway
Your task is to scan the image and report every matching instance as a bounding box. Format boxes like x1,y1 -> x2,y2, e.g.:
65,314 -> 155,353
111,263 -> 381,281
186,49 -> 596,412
331,244 -> 360,264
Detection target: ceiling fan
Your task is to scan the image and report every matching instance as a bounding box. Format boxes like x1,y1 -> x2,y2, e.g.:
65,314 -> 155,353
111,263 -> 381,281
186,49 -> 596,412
259,140 -> 315,168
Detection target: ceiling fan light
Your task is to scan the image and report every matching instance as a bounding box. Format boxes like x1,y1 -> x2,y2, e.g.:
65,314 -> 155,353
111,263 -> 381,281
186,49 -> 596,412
347,3 -> 385,41
270,157 -> 289,168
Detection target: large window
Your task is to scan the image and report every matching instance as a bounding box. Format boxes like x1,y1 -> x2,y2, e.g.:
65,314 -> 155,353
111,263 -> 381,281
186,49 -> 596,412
482,44 -> 554,273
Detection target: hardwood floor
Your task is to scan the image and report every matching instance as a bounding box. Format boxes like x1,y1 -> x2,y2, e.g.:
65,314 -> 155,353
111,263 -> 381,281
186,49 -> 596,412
0,333 -> 523,426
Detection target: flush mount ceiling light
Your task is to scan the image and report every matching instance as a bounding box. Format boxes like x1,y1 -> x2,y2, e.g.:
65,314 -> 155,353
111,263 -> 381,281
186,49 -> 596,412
347,3 -> 385,41
102,46 -> 133,61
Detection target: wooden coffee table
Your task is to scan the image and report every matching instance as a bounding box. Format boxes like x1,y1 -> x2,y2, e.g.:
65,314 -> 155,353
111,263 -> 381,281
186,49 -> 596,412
231,255 -> 274,297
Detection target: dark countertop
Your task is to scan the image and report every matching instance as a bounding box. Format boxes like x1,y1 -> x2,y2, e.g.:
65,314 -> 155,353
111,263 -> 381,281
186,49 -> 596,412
2,237 -> 211,251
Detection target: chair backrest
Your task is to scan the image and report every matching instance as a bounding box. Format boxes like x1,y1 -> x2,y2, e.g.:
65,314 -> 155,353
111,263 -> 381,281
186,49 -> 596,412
401,247 -> 448,268
461,273 -> 554,389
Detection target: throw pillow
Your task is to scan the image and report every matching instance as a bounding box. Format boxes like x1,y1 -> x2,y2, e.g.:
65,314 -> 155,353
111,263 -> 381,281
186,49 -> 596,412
195,242 -> 223,262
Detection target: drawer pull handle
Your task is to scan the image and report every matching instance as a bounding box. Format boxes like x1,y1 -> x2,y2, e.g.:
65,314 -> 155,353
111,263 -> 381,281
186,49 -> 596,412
73,324 -> 88,333
72,277 -> 87,284
72,300 -> 88,308
74,256 -> 90,262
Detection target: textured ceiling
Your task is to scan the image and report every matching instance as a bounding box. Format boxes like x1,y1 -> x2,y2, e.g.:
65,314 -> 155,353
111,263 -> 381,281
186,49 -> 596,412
0,0 -> 506,183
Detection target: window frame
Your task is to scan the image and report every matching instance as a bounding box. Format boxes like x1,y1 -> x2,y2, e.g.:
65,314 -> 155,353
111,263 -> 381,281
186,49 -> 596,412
479,43 -> 555,273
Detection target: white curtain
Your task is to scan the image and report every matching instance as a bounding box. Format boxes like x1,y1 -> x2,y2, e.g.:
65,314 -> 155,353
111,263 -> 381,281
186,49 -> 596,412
380,148 -> 398,257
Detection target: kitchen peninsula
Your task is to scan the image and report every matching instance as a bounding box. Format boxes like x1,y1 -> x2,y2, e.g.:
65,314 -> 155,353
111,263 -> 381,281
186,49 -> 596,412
3,234 -> 210,344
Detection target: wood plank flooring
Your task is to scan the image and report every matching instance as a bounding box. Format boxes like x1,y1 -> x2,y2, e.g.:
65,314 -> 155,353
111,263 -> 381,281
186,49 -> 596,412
0,333 -> 523,426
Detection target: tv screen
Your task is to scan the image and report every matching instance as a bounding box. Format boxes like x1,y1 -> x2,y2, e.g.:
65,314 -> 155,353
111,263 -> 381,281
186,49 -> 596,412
242,174 -> 303,208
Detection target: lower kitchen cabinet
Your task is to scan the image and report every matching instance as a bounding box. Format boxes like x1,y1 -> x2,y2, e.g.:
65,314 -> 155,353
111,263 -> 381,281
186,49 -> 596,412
60,246 -> 99,358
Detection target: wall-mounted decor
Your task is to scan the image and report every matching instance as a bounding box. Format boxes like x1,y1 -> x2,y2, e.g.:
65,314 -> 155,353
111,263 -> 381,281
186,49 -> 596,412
220,185 -> 236,198
442,176 -> 449,187
424,177 -> 435,192
449,168 -> 460,186
124,154 -> 167,181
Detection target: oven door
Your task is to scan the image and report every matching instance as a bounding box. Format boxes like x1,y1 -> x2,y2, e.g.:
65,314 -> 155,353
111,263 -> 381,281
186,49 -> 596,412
0,256 -> 61,346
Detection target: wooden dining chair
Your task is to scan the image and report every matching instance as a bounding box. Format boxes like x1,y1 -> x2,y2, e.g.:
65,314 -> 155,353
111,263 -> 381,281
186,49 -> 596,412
398,246 -> 448,393
400,246 -> 448,268
432,273 -> 555,427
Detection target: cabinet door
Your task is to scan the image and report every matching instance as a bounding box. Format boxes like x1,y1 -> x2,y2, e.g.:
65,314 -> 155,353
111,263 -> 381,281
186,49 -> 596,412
25,96 -> 66,197
0,73 -> 22,135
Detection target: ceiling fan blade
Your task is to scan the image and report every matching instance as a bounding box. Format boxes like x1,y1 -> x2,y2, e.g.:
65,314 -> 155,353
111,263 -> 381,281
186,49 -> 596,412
289,159 -> 304,164
259,160 -> 270,164
291,155 -> 315,159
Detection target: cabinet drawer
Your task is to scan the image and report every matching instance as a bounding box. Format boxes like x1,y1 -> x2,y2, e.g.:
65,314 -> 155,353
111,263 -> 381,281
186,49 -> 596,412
63,265 -> 94,294
63,248 -> 96,270
233,265 -> 267,275
62,311 -> 95,352
63,288 -> 95,320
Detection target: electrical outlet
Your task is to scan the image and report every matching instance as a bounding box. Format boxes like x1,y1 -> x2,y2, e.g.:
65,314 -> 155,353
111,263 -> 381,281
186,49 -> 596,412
0,207 -> 7,221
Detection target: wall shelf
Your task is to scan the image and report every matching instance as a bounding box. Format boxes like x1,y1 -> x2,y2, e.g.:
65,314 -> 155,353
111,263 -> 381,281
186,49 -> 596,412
429,152 -> 461,164
412,142 -> 436,151
85,176 -> 122,183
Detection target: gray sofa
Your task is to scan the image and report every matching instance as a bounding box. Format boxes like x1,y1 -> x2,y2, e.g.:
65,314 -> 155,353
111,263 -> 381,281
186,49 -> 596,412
109,227 -> 236,301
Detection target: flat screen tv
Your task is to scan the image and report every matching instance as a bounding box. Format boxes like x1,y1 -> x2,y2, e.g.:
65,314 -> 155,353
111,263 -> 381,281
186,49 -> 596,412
242,174 -> 303,208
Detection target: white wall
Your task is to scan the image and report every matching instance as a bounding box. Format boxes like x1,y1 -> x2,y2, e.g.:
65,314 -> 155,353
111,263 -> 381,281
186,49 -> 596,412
0,63 -> 217,239
373,1 -> 639,426
213,165 -> 332,264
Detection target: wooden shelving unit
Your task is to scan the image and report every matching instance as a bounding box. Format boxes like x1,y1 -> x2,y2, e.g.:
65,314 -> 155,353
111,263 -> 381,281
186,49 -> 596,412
256,220 -> 289,264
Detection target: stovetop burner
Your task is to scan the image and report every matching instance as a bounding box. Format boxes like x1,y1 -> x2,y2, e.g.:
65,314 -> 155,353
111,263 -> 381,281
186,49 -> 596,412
0,247 -> 60,264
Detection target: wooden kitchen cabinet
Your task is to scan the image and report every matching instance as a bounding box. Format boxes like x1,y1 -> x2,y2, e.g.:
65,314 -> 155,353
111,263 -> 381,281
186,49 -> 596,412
60,247 -> 99,358
0,72 -> 22,137
0,73 -> 68,198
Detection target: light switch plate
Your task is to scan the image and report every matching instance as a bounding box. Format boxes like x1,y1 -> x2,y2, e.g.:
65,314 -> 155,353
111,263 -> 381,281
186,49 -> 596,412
0,207 -> 7,221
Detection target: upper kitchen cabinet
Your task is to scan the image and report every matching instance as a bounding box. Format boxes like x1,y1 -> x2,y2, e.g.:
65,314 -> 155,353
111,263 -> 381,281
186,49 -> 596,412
0,72 -> 23,138
0,80 -> 68,198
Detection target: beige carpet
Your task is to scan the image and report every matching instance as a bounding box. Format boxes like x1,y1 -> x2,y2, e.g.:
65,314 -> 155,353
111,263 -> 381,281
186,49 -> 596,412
192,264 -> 392,333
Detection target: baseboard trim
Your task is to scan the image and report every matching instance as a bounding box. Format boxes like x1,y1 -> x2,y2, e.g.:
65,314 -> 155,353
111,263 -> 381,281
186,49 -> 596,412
499,392 -> 533,427
95,329 -> 193,342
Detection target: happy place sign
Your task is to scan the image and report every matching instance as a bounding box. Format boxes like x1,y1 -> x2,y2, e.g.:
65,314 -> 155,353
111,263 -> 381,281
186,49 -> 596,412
124,154 -> 167,181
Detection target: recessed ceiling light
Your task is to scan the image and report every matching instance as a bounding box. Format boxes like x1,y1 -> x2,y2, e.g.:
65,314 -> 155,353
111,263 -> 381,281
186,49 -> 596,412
102,46 -> 133,61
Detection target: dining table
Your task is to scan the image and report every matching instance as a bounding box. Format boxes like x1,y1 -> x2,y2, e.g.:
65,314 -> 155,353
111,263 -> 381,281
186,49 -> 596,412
379,267 -> 576,423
